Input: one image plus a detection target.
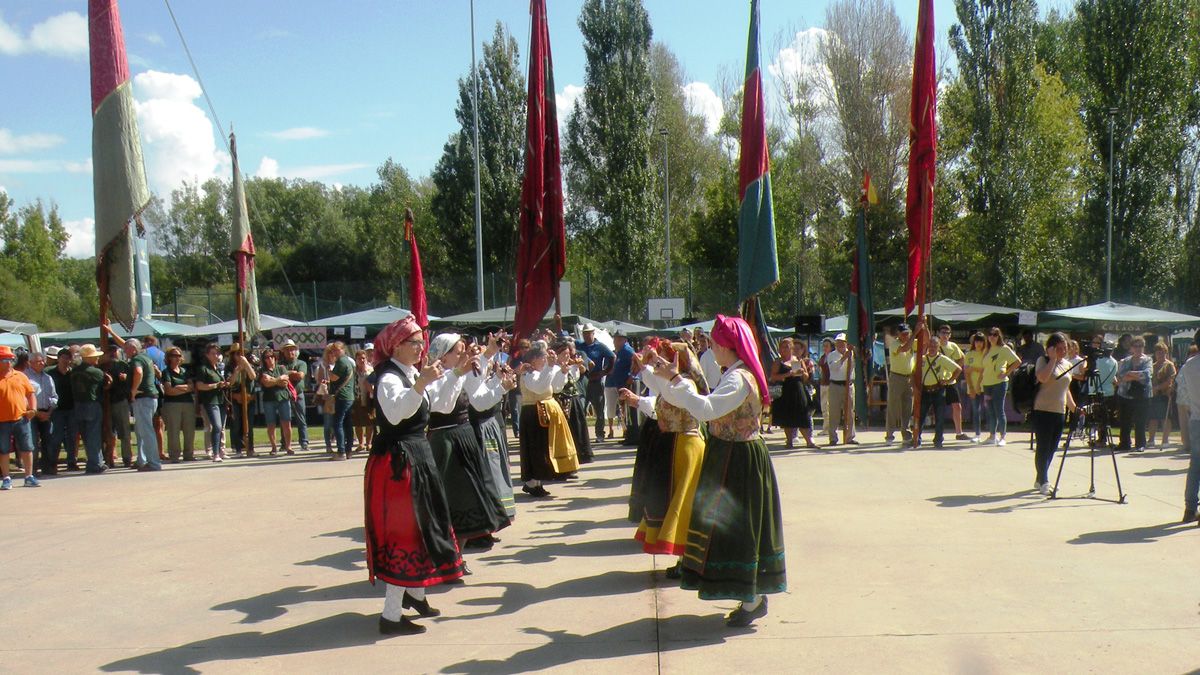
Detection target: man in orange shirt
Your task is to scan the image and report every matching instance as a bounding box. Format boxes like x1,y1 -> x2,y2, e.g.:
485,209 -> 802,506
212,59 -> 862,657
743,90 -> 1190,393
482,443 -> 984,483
0,345 -> 39,489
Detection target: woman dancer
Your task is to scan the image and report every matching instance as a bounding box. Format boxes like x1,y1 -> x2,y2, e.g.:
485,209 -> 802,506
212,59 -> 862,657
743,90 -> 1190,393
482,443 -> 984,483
466,333 -> 519,526
620,339 -> 708,579
552,338 -> 593,465
647,315 -> 786,627
425,333 -> 511,551
364,317 -> 465,636
517,341 -> 579,498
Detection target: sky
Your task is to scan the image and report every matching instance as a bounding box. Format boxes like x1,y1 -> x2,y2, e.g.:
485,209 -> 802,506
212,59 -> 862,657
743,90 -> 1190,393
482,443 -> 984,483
1,0 -> 1063,259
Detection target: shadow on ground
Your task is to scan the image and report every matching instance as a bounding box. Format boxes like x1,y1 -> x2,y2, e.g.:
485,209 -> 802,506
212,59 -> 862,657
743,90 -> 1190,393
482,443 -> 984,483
101,612 -> 380,674
448,569 -> 653,620
440,614 -> 736,675
1068,521 -> 1197,545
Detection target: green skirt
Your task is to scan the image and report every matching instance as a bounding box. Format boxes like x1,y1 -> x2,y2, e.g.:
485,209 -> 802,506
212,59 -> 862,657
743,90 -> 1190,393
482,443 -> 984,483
680,435 -> 787,602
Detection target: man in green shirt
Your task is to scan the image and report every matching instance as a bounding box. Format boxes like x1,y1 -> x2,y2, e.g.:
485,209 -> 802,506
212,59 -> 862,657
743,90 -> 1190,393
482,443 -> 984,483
71,344 -> 109,473
124,337 -> 161,471
258,349 -> 294,455
278,340 -> 309,451
327,341 -> 355,460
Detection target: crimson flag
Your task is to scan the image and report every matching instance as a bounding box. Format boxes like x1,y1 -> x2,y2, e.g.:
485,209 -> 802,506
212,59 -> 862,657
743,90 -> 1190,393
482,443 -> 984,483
904,0 -> 937,316
513,0 -> 565,342
404,208 -> 428,329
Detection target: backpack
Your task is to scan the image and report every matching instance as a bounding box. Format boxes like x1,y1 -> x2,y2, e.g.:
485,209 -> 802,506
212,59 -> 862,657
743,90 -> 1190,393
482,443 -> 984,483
1009,362 -> 1040,414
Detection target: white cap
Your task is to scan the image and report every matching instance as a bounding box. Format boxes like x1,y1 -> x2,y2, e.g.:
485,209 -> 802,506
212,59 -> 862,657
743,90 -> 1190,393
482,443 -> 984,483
363,342 -> 374,351
280,339 -> 297,348
834,332 -> 848,342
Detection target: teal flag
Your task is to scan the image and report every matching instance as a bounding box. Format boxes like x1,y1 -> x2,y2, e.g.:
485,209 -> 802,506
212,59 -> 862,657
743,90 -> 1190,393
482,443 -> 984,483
736,0 -> 779,304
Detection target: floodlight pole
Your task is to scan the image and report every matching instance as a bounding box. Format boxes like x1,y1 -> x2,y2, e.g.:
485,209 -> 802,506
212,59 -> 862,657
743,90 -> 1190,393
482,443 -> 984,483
470,0 -> 485,311
1106,107 -> 1117,304
660,127 -> 670,296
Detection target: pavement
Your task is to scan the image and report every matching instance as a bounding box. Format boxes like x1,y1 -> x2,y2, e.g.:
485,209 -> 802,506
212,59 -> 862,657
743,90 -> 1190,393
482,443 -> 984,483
3,425 -> 1199,674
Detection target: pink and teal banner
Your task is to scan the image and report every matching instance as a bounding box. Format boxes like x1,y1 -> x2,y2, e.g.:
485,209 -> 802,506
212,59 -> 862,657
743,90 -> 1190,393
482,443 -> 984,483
736,0 -> 779,305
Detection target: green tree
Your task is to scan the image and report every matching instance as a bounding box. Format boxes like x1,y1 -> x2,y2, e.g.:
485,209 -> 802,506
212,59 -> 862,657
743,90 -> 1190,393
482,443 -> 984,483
430,22 -> 526,285
1076,0 -> 1197,304
564,0 -> 659,320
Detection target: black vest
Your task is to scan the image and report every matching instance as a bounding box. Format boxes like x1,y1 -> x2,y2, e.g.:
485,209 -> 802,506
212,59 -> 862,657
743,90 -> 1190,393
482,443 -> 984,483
372,360 -> 428,450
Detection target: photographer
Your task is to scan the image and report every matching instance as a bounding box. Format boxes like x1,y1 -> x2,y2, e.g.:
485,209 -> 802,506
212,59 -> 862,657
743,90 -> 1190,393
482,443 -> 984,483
1116,336 -> 1152,452
1032,333 -> 1077,495
1083,336 -> 1119,447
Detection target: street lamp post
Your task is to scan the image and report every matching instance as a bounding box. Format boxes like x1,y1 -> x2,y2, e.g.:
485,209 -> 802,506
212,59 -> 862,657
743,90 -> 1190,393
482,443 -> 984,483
470,0 -> 485,311
1106,107 -> 1117,304
660,127 -> 670,297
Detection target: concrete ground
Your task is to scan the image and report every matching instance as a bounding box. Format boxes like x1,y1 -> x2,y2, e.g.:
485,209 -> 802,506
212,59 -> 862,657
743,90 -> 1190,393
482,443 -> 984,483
3,423 -> 1199,674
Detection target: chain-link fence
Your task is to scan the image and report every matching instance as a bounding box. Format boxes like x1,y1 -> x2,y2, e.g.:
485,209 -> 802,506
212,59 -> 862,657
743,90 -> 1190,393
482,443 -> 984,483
157,264 -> 820,328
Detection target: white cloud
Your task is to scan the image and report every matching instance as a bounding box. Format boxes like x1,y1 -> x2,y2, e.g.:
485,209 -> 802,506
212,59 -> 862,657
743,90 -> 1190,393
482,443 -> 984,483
266,126 -> 330,141
0,158 -> 90,174
255,156 -> 280,179
682,82 -> 724,135
0,128 -> 64,155
143,32 -> 164,46
768,27 -> 834,108
61,217 -> 96,258
252,156 -> 366,181
132,70 -> 230,197
555,84 -> 584,125
0,11 -> 87,59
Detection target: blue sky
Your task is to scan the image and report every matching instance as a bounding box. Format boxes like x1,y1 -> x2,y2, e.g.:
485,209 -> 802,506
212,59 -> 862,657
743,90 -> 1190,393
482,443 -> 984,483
1,0 -> 1063,257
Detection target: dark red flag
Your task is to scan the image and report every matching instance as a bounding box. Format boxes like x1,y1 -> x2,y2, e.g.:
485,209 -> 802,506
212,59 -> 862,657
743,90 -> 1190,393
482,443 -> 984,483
513,0 -> 565,341
404,208 -> 428,329
904,0 -> 937,316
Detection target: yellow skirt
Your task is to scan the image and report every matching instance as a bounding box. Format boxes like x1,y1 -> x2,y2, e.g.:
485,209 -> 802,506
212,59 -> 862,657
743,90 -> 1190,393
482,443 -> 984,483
635,432 -> 705,556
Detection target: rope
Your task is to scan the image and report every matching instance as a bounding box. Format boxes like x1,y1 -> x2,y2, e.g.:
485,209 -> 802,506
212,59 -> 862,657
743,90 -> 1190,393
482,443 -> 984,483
161,0 -> 307,320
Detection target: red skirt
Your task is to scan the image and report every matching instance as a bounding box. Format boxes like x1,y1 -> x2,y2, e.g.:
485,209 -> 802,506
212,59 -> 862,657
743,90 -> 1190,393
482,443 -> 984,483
364,445 -> 464,587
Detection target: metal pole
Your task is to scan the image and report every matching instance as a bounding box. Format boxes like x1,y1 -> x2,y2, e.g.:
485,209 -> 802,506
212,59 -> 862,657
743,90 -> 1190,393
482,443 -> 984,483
1106,108 -> 1115,303
470,0 -> 485,311
660,128 -> 670,296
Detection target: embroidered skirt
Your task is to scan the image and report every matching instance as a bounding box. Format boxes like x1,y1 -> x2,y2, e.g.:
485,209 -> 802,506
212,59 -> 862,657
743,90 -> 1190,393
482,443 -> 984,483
680,436 -> 787,602
474,413 -> 517,519
558,393 -> 594,464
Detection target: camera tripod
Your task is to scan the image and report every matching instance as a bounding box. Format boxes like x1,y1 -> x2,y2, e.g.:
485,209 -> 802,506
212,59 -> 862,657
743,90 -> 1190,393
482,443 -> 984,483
1049,375 -> 1127,503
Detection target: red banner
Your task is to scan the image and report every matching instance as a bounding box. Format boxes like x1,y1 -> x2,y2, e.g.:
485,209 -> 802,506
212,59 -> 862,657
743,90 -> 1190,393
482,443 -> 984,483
513,0 -> 565,342
404,208 -> 428,329
904,0 -> 937,316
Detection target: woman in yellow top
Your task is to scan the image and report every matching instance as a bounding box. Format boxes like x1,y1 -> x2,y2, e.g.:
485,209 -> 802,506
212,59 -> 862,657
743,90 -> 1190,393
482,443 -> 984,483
963,332 -> 988,441
981,327 -> 1021,445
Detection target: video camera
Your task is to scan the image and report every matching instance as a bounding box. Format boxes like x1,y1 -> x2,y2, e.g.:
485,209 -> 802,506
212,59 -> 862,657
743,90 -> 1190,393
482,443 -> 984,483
1079,341 -> 1112,377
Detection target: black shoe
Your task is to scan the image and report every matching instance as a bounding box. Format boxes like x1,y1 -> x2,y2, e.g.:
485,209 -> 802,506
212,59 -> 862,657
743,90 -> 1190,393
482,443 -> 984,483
402,595 -> 441,617
1184,508 -> 1197,524
378,615 -> 426,635
664,561 -> 682,580
522,484 -> 551,498
725,596 -> 768,627
84,465 -> 108,475
463,537 -> 494,550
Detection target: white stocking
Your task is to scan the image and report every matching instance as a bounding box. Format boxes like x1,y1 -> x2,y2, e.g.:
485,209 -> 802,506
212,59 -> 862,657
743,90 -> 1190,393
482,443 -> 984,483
382,583 -> 405,621
742,594 -> 762,611
406,586 -> 426,602
525,479 -> 541,488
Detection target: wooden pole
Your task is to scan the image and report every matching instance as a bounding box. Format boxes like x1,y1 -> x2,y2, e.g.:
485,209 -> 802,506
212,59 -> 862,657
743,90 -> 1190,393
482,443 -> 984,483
99,267 -> 112,466
236,284 -> 249,455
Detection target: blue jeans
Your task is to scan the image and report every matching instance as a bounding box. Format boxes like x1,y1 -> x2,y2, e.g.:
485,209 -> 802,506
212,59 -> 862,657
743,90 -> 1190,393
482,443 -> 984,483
969,393 -> 986,435
333,398 -> 352,455
48,408 -> 77,468
1184,420 -> 1200,510
75,401 -> 104,471
290,393 -> 308,447
0,417 -> 34,455
132,397 -> 159,468
203,404 -> 225,458
985,381 -> 1009,438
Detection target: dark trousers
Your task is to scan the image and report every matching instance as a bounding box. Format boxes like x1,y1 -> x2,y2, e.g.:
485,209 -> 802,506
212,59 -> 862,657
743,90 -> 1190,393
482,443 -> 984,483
48,408 -> 77,468
918,387 -> 946,446
290,393 -> 308,448
229,401 -> 256,453
585,379 -> 605,438
1118,396 -> 1148,450
506,388 -> 522,437
1031,410 -> 1065,484
32,416 -> 52,474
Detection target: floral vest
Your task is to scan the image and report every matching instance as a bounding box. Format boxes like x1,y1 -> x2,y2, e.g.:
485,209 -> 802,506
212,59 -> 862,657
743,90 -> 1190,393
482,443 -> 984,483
707,367 -> 762,442
656,383 -> 701,435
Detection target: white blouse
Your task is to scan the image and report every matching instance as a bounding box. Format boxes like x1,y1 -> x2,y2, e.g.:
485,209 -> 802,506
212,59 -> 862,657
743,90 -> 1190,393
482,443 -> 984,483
465,355 -> 508,411
376,359 -> 461,425
662,359 -> 751,422
521,364 -> 560,396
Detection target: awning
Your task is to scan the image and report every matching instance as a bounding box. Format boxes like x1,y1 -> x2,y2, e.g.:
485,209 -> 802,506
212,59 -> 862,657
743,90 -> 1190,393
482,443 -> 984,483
0,318 -> 38,335
308,305 -> 421,328
429,305 -> 578,329
876,298 -> 1036,327
177,314 -> 306,337
45,318 -> 196,343
1038,302 -> 1200,333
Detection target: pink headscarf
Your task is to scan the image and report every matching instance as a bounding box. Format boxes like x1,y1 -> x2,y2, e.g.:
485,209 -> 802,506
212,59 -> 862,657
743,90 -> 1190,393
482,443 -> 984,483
711,314 -> 770,405
372,316 -> 422,367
